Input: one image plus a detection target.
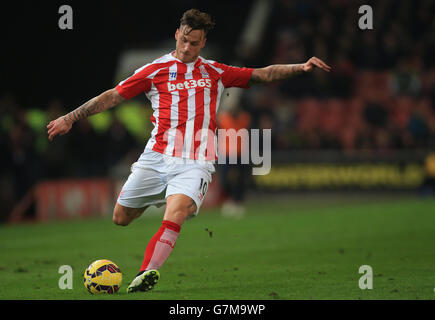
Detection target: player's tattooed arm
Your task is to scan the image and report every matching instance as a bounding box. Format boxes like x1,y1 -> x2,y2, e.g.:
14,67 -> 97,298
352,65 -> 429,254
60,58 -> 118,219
248,56 -> 331,86
63,88 -> 124,124
47,88 -> 124,141
249,64 -> 305,85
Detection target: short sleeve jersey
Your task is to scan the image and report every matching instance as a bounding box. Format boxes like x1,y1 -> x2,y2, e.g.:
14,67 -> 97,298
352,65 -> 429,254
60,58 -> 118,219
116,52 -> 253,160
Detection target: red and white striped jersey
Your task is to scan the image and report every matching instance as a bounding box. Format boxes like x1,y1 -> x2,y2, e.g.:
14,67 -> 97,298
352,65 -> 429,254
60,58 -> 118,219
115,52 -> 253,161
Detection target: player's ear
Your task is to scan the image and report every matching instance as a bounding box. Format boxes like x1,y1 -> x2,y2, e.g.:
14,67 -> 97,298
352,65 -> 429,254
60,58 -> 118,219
175,28 -> 179,41
201,37 -> 207,49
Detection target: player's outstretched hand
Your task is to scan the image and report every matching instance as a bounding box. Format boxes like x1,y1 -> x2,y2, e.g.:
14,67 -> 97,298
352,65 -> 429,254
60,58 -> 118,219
302,56 -> 332,72
47,116 -> 72,141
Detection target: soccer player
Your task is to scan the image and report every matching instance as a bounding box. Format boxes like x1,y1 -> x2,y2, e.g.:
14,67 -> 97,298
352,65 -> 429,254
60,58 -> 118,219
46,9 -> 331,293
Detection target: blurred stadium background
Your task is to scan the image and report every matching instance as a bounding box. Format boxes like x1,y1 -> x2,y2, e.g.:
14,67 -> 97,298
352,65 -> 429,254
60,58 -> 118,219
1,0 -> 435,223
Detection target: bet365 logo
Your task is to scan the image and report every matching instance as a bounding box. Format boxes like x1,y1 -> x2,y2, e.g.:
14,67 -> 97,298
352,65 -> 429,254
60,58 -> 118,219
167,79 -> 212,92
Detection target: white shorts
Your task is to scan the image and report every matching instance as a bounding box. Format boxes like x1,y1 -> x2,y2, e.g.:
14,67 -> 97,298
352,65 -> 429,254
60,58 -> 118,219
117,148 -> 215,216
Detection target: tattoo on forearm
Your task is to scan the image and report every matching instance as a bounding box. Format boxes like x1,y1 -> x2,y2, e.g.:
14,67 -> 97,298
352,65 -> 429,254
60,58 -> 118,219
63,89 -> 122,124
251,64 -> 304,84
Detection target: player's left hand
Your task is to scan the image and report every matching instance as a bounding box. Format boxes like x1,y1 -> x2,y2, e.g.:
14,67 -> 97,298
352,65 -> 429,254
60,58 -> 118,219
302,56 -> 332,72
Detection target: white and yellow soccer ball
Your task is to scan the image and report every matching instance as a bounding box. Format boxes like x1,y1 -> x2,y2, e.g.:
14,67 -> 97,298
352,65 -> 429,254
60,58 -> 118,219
83,259 -> 122,294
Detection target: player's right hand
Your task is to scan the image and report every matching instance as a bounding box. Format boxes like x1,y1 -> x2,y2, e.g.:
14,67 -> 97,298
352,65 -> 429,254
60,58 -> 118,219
47,116 -> 73,141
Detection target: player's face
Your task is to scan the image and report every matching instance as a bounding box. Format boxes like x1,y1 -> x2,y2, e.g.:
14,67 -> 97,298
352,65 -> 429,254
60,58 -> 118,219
174,26 -> 206,63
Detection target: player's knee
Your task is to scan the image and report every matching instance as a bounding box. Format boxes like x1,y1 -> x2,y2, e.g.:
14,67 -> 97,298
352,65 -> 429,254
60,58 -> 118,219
164,195 -> 197,225
166,207 -> 195,225
113,215 -> 129,226
112,208 -> 130,226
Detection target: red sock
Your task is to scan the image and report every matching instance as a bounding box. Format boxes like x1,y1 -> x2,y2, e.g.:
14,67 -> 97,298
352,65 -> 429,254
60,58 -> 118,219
140,220 -> 181,272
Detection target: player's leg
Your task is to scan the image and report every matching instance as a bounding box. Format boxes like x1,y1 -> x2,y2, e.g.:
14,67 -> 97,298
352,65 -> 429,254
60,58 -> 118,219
114,159 -> 166,227
112,202 -> 148,226
163,193 -> 197,225
138,194 -> 196,270
127,166 -> 212,293
126,194 -> 196,293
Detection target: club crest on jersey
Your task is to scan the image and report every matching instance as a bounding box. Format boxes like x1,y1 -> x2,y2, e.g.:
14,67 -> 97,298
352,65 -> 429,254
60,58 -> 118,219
169,71 -> 177,81
199,65 -> 209,78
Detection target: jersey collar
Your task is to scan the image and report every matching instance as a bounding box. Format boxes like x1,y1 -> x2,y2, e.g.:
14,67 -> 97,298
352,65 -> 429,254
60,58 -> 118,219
170,51 -> 201,67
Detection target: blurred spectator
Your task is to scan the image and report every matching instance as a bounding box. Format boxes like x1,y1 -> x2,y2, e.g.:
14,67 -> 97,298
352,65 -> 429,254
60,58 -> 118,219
9,110 -> 38,202
390,57 -> 423,97
217,105 -> 252,218
103,118 -> 138,168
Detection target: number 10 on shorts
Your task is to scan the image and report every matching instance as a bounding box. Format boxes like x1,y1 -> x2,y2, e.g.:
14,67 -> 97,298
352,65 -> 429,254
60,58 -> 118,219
199,178 -> 208,199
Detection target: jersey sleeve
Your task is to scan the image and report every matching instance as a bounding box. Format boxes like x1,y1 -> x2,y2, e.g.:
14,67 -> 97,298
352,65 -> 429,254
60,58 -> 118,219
212,62 -> 254,89
115,64 -> 154,100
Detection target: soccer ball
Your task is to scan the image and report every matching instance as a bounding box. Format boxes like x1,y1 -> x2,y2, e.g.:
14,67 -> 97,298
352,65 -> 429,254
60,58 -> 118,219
83,259 -> 122,294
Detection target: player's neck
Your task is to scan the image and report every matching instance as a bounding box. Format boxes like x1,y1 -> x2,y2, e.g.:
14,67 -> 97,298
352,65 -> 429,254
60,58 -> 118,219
172,51 -> 199,64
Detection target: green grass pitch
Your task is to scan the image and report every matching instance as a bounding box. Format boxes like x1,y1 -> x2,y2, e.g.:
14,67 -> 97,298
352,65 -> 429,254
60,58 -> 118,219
1,194 -> 435,300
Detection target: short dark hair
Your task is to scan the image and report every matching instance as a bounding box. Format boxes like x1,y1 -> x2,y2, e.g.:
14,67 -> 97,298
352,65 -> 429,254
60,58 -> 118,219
180,9 -> 215,35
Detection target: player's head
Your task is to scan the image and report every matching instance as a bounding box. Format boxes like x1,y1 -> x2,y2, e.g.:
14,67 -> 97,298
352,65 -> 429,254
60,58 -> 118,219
174,9 -> 215,63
